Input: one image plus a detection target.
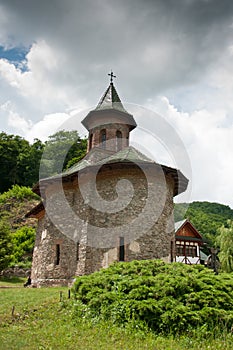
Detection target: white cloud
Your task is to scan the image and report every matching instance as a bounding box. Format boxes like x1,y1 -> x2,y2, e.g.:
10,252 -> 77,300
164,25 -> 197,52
0,98 -> 73,141
0,100 -> 31,135
25,113 -> 72,142
8,111 -> 32,133
0,41 -> 70,104
0,59 -> 22,88
147,97 -> 233,207
0,39 -> 88,139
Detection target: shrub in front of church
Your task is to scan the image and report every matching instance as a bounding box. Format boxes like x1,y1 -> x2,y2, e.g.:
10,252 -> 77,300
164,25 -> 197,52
72,260 -> 233,335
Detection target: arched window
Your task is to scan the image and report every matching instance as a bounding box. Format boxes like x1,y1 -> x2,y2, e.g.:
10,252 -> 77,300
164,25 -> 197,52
116,130 -> 122,151
100,129 -> 106,149
89,133 -> 93,151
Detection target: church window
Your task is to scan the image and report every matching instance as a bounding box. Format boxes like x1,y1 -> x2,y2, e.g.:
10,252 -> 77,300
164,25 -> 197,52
55,244 -> 60,265
170,241 -> 174,262
100,129 -> 106,149
89,133 -> 93,151
119,236 -> 125,261
76,241 -> 80,261
116,130 -> 122,151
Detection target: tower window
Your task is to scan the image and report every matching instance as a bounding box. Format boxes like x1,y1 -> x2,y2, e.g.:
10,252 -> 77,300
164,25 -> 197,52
116,130 -> 122,151
119,236 -> 125,261
55,244 -> 60,265
100,129 -> 106,149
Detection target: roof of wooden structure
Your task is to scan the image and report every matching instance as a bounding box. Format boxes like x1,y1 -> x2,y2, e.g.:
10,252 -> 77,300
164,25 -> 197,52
175,219 -> 203,242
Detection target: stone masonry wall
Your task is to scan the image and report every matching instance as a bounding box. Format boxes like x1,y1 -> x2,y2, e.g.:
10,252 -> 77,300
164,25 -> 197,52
31,193 -> 78,287
83,164 -> 175,274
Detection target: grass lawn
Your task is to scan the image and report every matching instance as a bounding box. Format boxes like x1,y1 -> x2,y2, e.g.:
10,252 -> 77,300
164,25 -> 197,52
0,276 -> 26,288
0,284 -> 233,350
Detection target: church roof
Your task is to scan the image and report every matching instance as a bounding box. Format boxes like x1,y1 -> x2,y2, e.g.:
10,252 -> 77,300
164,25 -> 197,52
32,146 -> 188,197
95,82 -> 129,114
98,146 -> 155,165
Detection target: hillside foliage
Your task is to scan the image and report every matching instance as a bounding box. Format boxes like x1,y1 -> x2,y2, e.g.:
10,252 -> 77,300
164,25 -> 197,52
11,226 -> 36,267
0,184 -> 39,204
0,221 -> 13,271
0,186 -> 39,269
72,260 -> 233,335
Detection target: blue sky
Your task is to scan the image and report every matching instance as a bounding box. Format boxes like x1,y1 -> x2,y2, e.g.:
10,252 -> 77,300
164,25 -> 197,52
0,45 -> 27,64
0,0 -> 233,208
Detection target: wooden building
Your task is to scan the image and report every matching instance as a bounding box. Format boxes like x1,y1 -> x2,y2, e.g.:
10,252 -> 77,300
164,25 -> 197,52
175,219 -> 204,264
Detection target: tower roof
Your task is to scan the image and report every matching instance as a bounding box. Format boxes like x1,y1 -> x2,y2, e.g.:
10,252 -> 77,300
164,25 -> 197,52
82,78 -> 137,132
95,82 -> 129,114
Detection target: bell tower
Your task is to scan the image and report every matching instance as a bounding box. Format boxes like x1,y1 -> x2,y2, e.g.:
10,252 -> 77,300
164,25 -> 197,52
81,72 -> 137,153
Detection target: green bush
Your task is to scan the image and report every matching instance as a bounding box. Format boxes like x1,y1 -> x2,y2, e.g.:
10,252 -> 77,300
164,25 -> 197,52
0,185 -> 39,204
11,226 -> 35,267
72,260 -> 233,335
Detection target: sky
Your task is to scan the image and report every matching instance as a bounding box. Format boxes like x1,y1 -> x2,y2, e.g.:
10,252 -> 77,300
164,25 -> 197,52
0,0 -> 233,208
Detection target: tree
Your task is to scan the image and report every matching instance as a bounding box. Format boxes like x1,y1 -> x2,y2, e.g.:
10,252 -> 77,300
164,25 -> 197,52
217,220 -> 233,272
0,133 -> 44,192
17,139 -> 44,187
0,221 -> 13,271
0,132 -> 27,192
40,130 -> 87,178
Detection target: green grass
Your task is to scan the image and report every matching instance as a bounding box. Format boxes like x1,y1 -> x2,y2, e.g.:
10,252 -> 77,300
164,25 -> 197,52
0,284 -> 233,350
0,286 -> 65,324
0,276 -> 26,287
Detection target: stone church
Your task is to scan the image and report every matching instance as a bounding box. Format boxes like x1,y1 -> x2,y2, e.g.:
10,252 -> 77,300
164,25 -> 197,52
27,75 -> 188,287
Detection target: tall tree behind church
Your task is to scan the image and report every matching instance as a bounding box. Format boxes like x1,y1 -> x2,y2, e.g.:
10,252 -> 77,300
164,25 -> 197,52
0,133 -> 44,192
39,130 -> 87,178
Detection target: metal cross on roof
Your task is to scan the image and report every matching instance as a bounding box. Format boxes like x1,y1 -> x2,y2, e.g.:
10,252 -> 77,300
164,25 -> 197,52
108,70 -> 116,83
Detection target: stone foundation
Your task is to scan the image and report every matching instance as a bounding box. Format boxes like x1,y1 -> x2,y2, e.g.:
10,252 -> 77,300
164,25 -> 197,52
1,267 -> 31,278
